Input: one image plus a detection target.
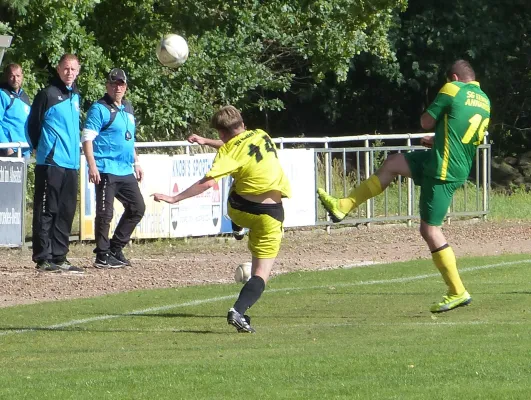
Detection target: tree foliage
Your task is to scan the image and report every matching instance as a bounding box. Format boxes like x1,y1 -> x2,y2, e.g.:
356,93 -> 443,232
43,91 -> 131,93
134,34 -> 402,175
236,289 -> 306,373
1,0 -> 529,156
0,0 -> 406,140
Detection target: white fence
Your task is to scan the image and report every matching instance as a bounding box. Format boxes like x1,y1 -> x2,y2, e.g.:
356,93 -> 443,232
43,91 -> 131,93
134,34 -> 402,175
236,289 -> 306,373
0,133 -> 491,246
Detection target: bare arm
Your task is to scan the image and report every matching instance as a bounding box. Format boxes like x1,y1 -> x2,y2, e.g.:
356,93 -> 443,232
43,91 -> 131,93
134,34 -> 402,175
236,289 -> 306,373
134,151 -> 144,182
420,112 -> 436,130
152,176 -> 217,204
82,140 -> 101,184
187,134 -> 223,149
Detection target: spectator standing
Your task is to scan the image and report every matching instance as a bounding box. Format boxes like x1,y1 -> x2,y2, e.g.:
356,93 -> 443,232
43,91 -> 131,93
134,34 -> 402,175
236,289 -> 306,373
27,54 -> 84,273
0,63 -> 31,157
82,68 -> 145,269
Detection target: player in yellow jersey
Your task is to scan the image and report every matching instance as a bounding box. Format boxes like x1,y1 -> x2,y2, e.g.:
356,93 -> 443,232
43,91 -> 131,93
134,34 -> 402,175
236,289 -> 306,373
187,133 -> 248,240
318,60 -> 490,313
153,105 -> 291,333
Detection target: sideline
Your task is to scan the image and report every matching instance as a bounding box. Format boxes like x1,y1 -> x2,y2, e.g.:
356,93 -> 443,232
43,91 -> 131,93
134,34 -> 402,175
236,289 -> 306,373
1,258 -> 529,337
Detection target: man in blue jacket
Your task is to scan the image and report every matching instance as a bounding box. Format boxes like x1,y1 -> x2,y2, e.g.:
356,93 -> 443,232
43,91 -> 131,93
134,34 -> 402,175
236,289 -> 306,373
0,63 -> 31,157
27,54 -> 84,273
82,68 -> 145,269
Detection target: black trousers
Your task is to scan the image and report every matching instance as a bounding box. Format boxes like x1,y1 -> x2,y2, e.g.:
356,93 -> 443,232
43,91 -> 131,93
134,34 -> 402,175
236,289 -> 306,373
94,173 -> 145,255
32,165 -> 78,263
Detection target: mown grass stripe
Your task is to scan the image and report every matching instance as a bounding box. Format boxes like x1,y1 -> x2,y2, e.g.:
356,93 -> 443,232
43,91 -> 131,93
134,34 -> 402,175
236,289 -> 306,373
1,258 -> 528,337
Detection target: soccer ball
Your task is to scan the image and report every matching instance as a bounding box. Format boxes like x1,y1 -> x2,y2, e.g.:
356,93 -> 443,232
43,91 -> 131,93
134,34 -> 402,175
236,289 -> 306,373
156,34 -> 189,68
234,262 -> 252,284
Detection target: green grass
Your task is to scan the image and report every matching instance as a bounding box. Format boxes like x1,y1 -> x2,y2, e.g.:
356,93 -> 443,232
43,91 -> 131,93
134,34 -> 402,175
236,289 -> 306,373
1,254 -> 530,399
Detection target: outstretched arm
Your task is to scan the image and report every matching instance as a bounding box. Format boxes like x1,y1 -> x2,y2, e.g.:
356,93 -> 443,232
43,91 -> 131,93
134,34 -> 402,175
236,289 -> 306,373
152,176 -> 217,204
187,134 -> 223,149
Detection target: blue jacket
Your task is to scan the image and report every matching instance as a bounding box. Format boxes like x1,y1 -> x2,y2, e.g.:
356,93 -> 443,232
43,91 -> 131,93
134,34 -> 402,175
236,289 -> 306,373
0,83 -> 31,156
82,94 -> 136,176
27,77 -> 81,169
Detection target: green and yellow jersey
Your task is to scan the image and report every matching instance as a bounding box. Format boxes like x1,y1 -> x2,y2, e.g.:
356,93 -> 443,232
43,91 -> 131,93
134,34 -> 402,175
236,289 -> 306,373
205,129 -> 291,198
425,81 -> 490,181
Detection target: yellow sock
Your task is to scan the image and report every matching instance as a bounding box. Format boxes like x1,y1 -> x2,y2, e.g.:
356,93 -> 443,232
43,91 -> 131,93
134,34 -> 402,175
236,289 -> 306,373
338,175 -> 383,213
431,246 -> 466,295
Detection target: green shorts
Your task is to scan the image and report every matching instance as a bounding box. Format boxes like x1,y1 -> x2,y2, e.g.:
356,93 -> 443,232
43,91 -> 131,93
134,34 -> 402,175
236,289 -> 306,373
404,151 -> 465,226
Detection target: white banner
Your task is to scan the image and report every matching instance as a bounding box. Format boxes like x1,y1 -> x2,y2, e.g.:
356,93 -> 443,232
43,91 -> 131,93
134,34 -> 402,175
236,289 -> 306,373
168,154 -> 223,237
279,149 -> 316,227
80,154 -> 173,240
79,148 -> 315,240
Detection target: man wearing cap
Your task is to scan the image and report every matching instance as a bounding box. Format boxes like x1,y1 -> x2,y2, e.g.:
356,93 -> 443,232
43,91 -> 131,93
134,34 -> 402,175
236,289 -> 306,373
82,68 -> 145,268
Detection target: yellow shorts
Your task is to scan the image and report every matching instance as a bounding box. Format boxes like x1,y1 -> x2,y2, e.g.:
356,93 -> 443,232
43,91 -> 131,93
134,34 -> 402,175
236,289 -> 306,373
228,193 -> 284,259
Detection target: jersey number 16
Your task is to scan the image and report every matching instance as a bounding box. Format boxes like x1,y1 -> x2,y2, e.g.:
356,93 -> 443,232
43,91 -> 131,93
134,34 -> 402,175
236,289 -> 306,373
462,113 -> 490,146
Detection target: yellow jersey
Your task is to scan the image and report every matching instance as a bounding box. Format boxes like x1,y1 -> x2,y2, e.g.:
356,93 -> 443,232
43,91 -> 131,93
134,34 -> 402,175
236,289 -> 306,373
205,129 -> 291,198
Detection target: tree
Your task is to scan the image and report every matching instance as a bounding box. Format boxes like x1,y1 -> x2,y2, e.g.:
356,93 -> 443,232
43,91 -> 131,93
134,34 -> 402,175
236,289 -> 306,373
0,0 -> 407,139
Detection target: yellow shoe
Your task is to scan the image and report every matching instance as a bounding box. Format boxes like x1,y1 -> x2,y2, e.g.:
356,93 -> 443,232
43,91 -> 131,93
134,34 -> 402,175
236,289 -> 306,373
317,188 -> 346,222
430,291 -> 472,313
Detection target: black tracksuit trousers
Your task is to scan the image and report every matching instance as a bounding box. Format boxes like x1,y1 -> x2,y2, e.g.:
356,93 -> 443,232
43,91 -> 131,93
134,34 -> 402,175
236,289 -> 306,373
32,165 -> 78,263
94,173 -> 145,255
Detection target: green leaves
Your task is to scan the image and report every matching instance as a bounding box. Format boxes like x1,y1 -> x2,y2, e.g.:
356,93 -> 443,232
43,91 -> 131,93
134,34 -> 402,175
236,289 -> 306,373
1,0 -> 405,139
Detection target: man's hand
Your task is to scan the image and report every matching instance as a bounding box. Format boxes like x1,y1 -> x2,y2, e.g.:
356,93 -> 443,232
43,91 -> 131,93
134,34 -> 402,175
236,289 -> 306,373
187,134 -> 206,145
420,136 -> 434,148
135,164 -> 144,182
151,193 -> 177,204
88,165 -> 101,184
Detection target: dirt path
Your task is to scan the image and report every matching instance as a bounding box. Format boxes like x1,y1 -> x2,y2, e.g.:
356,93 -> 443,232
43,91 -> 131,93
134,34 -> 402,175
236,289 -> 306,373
1,220 -> 530,308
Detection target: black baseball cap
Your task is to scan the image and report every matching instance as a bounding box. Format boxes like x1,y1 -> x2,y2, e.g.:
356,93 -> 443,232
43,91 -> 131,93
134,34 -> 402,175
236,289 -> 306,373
107,68 -> 127,84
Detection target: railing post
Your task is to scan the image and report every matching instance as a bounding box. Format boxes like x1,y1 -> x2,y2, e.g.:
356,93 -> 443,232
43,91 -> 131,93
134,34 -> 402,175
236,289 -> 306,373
406,137 -> 413,227
324,138 -> 331,233
482,135 -> 488,220
364,139 -> 371,228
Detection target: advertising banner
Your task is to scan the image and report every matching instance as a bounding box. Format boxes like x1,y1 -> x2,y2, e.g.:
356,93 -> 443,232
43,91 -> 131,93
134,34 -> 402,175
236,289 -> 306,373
80,154 -> 173,240
79,148 -> 315,240
0,157 -> 25,246
168,153 -> 223,237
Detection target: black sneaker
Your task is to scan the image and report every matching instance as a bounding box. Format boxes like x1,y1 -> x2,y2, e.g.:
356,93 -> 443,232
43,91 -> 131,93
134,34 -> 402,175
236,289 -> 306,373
110,249 -> 131,266
55,259 -> 85,274
227,308 -> 255,333
231,222 -> 247,241
36,260 -> 61,273
94,253 -> 125,269
233,228 -> 247,240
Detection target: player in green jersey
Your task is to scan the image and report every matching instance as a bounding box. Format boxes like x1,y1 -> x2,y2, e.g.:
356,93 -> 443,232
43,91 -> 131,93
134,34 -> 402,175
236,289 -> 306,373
318,60 -> 490,313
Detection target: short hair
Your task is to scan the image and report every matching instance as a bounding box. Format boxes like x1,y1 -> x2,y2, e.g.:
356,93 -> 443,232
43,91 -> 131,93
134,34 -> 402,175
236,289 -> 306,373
447,60 -> 475,81
210,105 -> 244,133
58,53 -> 79,66
3,63 -> 22,79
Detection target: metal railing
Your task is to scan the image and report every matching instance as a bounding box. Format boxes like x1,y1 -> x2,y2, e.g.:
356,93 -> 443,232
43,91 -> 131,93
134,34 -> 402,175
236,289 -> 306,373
310,133 -> 490,226
0,132 -> 491,239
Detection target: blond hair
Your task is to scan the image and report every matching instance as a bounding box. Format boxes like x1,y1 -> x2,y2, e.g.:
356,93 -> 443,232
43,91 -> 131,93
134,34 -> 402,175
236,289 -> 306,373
58,53 -> 80,66
210,105 -> 244,133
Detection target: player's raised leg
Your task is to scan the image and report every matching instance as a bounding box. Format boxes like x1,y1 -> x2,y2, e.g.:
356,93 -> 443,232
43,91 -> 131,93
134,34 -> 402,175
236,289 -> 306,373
317,153 -> 411,222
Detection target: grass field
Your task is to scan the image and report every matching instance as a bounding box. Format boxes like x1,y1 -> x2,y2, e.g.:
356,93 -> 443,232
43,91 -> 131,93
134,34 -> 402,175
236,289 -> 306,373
0,254 -> 529,399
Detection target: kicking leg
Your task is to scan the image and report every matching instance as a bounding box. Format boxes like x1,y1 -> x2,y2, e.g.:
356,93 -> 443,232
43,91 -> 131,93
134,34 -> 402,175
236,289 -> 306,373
318,153 -> 411,222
